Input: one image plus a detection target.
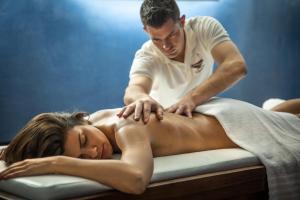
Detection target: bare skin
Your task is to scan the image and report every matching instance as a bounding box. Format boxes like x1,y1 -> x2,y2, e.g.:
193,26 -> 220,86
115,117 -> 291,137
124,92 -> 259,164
87,109 -> 237,158
271,98 -> 300,117
0,109 -> 237,194
0,99 -> 298,194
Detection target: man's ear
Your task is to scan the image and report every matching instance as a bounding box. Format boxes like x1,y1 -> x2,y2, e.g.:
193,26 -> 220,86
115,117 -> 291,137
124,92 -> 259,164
179,15 -> 186,27
143,26 -> 148,33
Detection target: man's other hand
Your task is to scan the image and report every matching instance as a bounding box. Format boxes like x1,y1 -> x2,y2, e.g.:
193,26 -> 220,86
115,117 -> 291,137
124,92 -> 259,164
166,95 -> 196,118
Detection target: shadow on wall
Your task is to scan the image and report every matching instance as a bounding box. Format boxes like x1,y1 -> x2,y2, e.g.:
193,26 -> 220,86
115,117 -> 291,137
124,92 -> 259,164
218,0 -> 300,104
0,0 -> 299,143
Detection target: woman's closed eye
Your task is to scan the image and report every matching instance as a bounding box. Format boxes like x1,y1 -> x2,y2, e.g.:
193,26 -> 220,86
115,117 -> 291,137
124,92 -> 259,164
79,133 -> 88,148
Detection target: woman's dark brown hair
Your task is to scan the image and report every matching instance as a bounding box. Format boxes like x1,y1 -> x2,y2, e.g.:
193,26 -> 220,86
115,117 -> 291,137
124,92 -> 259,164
0,112 -> 89,166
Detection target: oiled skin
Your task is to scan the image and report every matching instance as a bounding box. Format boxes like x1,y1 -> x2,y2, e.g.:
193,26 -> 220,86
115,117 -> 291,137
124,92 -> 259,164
89,109 -> 238,157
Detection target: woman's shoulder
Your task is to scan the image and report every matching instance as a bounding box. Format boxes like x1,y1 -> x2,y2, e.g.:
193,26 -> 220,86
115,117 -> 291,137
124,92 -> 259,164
88,108 -> 122,123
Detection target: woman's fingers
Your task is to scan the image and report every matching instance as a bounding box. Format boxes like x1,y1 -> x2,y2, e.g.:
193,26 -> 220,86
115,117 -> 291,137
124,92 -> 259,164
2,168 -> 29,179
0,162 -> 29,179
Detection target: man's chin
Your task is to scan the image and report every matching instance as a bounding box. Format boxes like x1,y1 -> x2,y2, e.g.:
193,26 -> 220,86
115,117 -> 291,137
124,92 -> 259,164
165,52 -> 178,59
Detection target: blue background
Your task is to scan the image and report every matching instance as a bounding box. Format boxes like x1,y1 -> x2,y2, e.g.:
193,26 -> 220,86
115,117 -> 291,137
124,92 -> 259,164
0,0 -> 299,143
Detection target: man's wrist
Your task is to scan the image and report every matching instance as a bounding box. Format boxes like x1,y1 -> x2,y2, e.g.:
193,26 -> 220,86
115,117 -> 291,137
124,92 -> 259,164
190,85 -> 214,106
189,91 -> 202,107
137,93 -> 152,100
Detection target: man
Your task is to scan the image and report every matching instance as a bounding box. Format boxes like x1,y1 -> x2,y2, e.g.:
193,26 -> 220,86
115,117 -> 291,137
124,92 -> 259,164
118,0 -> 247,123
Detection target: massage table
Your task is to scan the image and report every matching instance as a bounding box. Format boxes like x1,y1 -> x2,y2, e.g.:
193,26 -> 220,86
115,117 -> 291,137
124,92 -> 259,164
0,148 -> 268,200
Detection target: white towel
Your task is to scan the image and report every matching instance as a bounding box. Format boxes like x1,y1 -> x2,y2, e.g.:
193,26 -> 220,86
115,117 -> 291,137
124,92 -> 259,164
262,98 -> 286,110
195,98 -> 300,200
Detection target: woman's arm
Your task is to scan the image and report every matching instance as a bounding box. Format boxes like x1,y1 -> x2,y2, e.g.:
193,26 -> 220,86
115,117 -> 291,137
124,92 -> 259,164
57,124 -> 154,194
271,98 -> 300,117
0,123 -> 154,194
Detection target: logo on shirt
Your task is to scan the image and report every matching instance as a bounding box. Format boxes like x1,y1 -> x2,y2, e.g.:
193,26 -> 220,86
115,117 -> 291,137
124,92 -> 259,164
191,59 -> 204,73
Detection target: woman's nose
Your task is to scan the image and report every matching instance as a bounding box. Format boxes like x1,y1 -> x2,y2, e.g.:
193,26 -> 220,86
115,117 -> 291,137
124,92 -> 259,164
83,146 -> 98,159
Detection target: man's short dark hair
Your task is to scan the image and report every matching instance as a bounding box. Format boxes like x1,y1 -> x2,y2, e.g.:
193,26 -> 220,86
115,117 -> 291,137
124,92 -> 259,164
140,0 -> 180,28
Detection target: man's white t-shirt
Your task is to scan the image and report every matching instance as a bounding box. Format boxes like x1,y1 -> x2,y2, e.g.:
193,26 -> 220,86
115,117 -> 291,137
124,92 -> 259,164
130,16 -> 230,108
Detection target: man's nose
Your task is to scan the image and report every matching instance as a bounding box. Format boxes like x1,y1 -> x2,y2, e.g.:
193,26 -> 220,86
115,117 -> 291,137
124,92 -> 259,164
162,40 -> 172,50
83,146 -> 98,159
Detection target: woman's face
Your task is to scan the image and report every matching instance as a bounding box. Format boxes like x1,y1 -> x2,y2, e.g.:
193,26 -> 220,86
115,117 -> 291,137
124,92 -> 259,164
63,125 -> 113,159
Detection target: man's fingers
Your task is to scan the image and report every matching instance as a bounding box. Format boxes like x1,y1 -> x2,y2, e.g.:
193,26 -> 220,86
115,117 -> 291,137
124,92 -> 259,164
185,108 -> 193,118
122,106 -> 135,118
155,106 -> 164,120
116,107 -> 127,118
134,101 -> 143,121
167,105 -> 177,113
143,102 -> 152,123
117,99 -> 164,123
175,106 -> 184,115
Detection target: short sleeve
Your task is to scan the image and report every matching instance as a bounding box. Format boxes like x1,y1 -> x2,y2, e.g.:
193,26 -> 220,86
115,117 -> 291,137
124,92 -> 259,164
197,16 -> 230,51
129,45 -> 158,80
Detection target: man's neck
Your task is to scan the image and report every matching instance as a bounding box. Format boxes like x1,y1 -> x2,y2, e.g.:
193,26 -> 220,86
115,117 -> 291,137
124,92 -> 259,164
171,32 -> 186,63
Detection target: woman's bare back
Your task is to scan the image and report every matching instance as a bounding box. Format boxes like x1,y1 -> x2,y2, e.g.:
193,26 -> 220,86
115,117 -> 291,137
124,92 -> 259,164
140,112 -> 238,156
90,109 -> 238,157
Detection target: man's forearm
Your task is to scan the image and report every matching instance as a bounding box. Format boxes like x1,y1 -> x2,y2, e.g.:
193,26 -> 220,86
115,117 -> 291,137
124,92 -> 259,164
55,156 -> 146,194
124,85 -> 150,105
190,60 -> 247,105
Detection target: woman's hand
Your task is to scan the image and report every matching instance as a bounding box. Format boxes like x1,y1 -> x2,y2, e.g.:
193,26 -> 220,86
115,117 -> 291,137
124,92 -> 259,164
0,156 -> 63,179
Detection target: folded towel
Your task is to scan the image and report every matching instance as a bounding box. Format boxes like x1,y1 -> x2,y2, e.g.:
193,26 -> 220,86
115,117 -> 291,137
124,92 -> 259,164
195,98 -> 300,200
262,98 -> 286,110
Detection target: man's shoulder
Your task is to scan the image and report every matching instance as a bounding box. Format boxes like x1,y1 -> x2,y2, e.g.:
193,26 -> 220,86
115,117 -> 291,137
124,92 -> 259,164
186,16 -> 219,30
134,40 -> 164,63
187,16 -> 211,22
138,40 -> 159,55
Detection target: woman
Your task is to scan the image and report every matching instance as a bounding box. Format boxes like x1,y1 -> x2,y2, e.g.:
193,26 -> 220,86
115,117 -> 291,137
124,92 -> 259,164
0,98 -> 299,194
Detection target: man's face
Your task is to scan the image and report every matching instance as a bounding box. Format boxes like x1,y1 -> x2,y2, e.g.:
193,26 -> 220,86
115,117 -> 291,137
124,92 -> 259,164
144,16 -> 186,61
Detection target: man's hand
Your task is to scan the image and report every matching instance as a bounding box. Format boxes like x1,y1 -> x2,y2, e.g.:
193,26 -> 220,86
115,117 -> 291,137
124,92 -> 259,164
117,97 -> 164,124
0,156 -> 62,179
166,94 -> 196,118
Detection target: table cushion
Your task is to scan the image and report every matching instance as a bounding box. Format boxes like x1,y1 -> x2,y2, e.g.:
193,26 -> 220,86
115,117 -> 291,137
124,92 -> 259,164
0,148 -> 260,200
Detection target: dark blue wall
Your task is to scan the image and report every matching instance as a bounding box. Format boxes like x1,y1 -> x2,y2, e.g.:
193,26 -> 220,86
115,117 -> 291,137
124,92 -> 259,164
0,0 -> 299,143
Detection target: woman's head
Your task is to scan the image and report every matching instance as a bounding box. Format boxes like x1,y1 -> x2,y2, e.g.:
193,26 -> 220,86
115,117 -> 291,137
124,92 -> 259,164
1,112 -> 89,165
63,124 -> 113,160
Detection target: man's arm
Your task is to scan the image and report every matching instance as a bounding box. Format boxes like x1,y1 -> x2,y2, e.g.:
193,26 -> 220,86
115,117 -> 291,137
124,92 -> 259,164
0,123 -> 154,194
118,75 -> 164,123
167,40 -> 247,117
124,75 -> 152,105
